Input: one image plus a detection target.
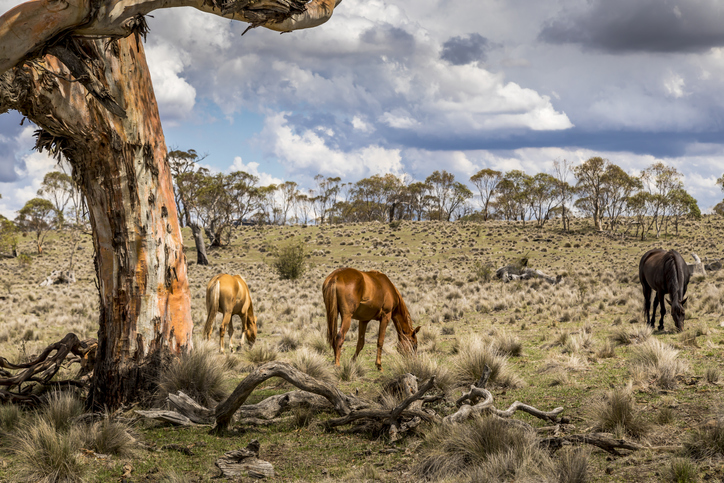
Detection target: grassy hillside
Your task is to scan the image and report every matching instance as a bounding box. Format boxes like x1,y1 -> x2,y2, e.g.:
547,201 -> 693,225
0,216 -> 723,482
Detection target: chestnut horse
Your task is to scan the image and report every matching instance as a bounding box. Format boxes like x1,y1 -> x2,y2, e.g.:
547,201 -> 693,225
323,267 -> 420,371
204,274 -> 257,352
639,249 -> 690,331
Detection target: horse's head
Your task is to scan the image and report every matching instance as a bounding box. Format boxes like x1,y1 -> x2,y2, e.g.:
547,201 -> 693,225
245,314 -> 258,347
399,325 -> 421,354
667,297 -> 687,330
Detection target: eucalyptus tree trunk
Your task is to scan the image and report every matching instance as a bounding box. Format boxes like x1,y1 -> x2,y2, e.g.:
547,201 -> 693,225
1,38 -> 193,408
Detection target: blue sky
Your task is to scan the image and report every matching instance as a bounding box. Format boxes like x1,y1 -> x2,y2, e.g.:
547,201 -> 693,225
2,0 -> 724,217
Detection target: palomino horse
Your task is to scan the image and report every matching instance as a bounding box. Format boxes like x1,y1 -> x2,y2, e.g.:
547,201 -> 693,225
323,267 -> 420,371
204,274 -> 257,352
639,249 -> 690,331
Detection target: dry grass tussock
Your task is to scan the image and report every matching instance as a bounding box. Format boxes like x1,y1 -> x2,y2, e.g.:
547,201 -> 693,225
684,414 -> 724,459
610,324 -> 653,346
588,387 -> 649,439
414,415 -> 559,482
290,347 -> 336,384
381,352 -> 454,393
630,339 -> 688,390
452,336 -> 524,389
84,416 -> 138,457
157,341 -> 229,406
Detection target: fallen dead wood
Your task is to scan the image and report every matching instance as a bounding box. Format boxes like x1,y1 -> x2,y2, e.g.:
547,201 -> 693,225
540,433 -> 681,456
0,333 -> 97,405
496,265 -> 562,284
214,361 -> 368,432
445,366 -> 565,425
216,439 -> 275,479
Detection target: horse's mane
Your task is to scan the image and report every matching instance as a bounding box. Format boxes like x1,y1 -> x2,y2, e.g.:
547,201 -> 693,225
663,253 -> 682,305
390,282 -> 412,327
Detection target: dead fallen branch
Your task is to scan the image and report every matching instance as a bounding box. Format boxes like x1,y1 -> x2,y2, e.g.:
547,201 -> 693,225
216,439 -> 274,479
540,433 -> 681,456
214,361 -> 368,432
0,333 -> 96,405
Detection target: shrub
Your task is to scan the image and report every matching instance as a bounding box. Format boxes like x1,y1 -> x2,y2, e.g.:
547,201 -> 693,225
291,348 -> 336,384
556,447 -> 589,483
337,357 -> 365,382
12,418 -> 85,483
589,388 -> 649,438
84,417 -> 137,457
452,337 -> 523,389
271,241 -> 306,280
382,352 -> 454,393
244,342 -> 278,365
684,417 -> 724,459
415,415 -> 552,482
473,261 -> 494,283
157,342 -> 228,406
631,339 -> 688,389
667,457 -> 697,483
41,391 -> 84,433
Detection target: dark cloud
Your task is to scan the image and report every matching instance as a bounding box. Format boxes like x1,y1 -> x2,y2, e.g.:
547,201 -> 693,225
539,0 -> 724,53
360,25 -> 416,57
441,33 -> 491,65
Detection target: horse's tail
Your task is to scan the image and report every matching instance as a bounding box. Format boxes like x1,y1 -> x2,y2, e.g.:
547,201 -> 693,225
323,275 -> 338,348
204,276 -> 221,337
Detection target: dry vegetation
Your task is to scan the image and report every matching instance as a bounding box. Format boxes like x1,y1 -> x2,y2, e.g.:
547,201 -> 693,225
1,215 -> 724,481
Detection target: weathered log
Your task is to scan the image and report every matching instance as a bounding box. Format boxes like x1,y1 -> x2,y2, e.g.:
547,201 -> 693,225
167,391 -> 214,424
134,410 -> 197,427
214,361 -> 360,432
688,253 -> 706,277
39,270 -> 76,286
216,439 -> 274,479
496,266 -> 561,284
236,390 -> 333,420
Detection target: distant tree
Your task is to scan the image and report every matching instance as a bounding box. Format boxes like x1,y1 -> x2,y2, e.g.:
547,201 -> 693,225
669,188 -> 700,234
493,170 -> 530,222
405,182 -> 429,221
278,181 -> 299,225
713,201 -> 724,216
552,159 -> 576,231
469,168 -> 502,221
425,170 -> 473,221
626,191 -> 654,240
526,173 -> 559,227
640,162 -> 683,237
37,171 -> 74,225
574,156 -> 609,230
227,171 -> 262,225
168,149 -> 209,265
256,184 -> 280,224
16,198 -> 57,254
311,175 -> 341,224
295,192 -> 313,225
601,164 -> 642,232
0,216 -> 19,258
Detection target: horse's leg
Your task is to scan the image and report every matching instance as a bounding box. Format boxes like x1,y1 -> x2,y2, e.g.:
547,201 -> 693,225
219,312 -> 232,353
239,313 -> 248,348
658,293 -> 667,331
204,310 -> 216,340
642,283 -> 652,328
353,320 -> 370,361
228,316 -> 235,353
375,315 -> 391,371
334,314 -> 352,366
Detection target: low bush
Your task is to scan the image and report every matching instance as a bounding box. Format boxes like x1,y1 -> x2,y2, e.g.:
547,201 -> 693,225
271,242 -> 306,280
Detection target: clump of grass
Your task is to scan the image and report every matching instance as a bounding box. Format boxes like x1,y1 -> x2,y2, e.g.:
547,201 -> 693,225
667,457 -> 697,483
277,328 -> 301,352
492,331 -> 522,357
158,342 -> 228,406
0,403 -> 23,434
631,339 -> 688,389
419,325 -> 441,353
684,417 -> 724,459
588,388 -> 649,438
307,333 -> 329,355
244,342 -> 278,365
596,339 -> 616,359
84,416 -> 137,457
473,261 -> 494,283
337,357 -> 365,382
292,406 -> 314,429
382,352 -> 454,393
41,391 -> 84,433
271,241 -> 306,280
556,447 -> 589,483
657,407 -> 675,425
453,337 -> 524,389
705,366 -> 720,385
291,348 -> 336,384
414,415 -> 552,482
12,418 -> 85,483
611,324 -> 653,346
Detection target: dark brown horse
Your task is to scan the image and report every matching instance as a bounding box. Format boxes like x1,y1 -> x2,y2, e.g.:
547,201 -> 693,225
639,249 -> 690,331
323,268 -> 420,371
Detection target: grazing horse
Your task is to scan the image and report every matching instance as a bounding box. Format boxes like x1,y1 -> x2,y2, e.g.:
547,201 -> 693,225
323,267 -> 420,371
204,274 -> 257,352
639,249 -> 690,331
